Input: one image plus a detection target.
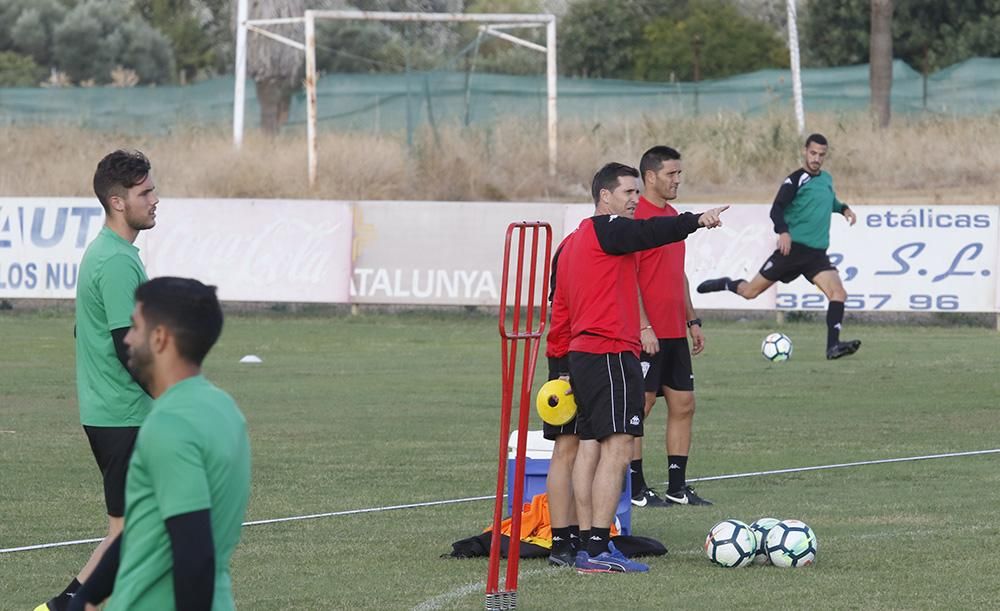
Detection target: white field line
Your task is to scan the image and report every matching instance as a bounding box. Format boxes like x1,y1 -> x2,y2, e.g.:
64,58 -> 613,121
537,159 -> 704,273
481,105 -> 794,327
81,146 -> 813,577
3,448 -> 997,555
680,448 -> 1000,484
412,567 -> 559,611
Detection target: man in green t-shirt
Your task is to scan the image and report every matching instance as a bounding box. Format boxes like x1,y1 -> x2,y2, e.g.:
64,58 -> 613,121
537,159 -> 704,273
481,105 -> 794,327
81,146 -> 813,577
38,150 -> 158,611
697,133 -> 862,360
70,277 -> 251,611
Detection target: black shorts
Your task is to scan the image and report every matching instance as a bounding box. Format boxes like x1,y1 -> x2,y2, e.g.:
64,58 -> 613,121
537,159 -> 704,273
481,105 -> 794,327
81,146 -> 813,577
568,351 -> 645,441
640,338 -> 694,394
759,243 -> 835,284
543,358 -> 579,441
84,425 -> 139,518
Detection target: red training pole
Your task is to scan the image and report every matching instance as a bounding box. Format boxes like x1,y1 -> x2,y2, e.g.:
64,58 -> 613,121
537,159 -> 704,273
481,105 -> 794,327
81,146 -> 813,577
486,222 -> 551,611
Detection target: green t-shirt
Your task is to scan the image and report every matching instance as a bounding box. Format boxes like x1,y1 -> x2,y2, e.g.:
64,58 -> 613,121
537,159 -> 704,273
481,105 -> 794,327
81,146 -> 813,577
773,170 -> 847,250
75,226 -> 152,426
108,375 -> 251,611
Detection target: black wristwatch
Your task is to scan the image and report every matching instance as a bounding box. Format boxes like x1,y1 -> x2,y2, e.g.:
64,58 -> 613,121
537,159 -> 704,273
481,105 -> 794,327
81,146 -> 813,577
687,318 -> 702,328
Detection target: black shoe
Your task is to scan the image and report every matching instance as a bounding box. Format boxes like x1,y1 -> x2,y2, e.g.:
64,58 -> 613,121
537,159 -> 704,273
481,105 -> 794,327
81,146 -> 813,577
548,546 -> 576,567
696,277 -> 731,294
826,339 -> 861,360
631,486 -> 670,508
664,485 -> 713,506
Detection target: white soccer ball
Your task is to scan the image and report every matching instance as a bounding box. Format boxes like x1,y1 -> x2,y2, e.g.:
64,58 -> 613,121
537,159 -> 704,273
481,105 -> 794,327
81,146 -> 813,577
749,517 -> 781,565
765,519 -> 817,568
761,332 -> 793,362
704,519 -> 757,568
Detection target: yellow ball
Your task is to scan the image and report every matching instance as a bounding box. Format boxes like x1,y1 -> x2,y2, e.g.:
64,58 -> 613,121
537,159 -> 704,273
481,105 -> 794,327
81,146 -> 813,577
535,379 -> 576,426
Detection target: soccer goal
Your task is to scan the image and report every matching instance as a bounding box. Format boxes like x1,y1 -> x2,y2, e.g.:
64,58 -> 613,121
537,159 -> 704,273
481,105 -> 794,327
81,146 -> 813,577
232,3 -> 558,186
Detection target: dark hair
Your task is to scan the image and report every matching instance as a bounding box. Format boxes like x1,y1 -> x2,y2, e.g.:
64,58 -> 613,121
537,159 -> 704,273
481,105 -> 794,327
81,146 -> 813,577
805,133 -> 828,147
134,277 -> 223,366
639,146 -> 681,183
93,150 -> 151,213
591,162 -> 639,204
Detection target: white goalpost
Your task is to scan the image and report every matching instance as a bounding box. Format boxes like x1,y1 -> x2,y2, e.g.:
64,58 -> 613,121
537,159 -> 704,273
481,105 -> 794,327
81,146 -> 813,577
232,2 -> 558,186
786,0 -> 805,136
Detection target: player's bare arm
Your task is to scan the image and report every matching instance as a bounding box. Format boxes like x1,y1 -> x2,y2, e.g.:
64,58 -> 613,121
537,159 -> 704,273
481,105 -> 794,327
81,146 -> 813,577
637,289 -> 659,356
683,276 -> 705,355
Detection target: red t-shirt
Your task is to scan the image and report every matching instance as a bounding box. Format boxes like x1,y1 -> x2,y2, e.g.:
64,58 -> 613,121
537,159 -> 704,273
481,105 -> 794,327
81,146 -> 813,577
557,211 -> 703,357
635,196 -> 687,339
545,233 -> 573,359
561,217 -> 642,356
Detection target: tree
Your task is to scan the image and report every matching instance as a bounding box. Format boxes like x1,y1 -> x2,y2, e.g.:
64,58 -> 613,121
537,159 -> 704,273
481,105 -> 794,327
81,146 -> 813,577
803,0 -> 1000,72
132,0 -> 220,83
869,0 -> 893,128
634,0 -> 789,81
559,0 -> 787,81
314,20 -> 406,73
246,0 -> 306,133
558,0 -> 667,79
733,0 -> 787,31
312,0 -> 467,74
461,0 -> 547,75
192,0 -> 238,74
0,50 -> 44,86
309,0 -> 550,76
52,0 -> 175,85
0,0 -> 67,68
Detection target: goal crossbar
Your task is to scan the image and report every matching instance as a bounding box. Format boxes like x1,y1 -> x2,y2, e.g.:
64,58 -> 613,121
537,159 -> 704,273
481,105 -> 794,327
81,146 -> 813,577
232,4 -> 558,185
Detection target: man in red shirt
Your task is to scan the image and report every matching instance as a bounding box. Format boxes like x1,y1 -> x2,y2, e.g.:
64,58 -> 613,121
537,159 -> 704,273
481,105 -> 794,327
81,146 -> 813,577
543,230 -> 594,568
559,162 -> 727,573
630,146 -> 713,508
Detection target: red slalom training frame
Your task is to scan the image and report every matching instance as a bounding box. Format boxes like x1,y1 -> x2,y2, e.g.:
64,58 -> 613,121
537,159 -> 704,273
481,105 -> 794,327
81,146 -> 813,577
485,221 -> 552,611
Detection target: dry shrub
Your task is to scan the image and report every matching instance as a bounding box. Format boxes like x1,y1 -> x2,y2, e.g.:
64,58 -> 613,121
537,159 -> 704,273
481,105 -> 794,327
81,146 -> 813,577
1,113 -> 997,203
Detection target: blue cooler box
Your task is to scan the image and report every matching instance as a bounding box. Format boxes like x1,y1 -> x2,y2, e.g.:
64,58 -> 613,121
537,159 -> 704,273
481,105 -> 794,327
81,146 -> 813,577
506,457 -> 632,535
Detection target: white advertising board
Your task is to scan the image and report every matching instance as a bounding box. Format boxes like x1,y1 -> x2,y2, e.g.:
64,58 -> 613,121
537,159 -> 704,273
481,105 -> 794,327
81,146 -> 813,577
0,198 -> 353,303
779,206 -> 998,312
677,204 -> 778,311
144,199 -> 353,302
563,202 -> 999,312
3,198 -> 997,312
350,201 -> 565,305
0,198 -> 129,298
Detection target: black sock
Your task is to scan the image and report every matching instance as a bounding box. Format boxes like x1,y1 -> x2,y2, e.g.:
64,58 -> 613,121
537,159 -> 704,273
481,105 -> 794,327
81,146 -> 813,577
629,459 -> 646,493
568,525 -> 580,552
826,300 -> 845,349
579,529 -> 590,549
667,455 -> 688,493
587,527 -> 611,557
726,278 -> 745,293
551,526 -> 572,552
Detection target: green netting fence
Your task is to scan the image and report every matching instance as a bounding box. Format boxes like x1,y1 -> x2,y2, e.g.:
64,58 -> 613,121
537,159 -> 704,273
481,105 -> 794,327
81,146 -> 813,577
1,58 -> 997,133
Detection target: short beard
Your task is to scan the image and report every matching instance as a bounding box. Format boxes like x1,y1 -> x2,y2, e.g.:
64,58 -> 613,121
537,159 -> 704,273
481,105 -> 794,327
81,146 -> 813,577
128,347 -> 154,389
126,215 -> 155,231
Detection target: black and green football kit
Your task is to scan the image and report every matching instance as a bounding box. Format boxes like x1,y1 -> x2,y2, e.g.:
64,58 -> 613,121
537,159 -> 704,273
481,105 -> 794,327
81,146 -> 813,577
75,226 -> 152,515
759,169 -> 849,283
107,375 -> 252,610
697,165 -> 860,358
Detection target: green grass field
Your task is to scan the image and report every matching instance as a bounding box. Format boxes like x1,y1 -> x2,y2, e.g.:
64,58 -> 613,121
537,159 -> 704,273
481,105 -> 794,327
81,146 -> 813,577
2,310 -> 999,609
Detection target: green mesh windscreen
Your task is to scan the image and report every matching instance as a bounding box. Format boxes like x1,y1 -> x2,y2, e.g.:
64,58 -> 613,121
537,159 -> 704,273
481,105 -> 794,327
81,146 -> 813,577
1,58 -> 997,132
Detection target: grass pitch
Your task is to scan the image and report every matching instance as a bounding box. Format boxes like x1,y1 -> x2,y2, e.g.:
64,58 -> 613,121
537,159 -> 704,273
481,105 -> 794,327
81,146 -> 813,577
2,310 -> 999,609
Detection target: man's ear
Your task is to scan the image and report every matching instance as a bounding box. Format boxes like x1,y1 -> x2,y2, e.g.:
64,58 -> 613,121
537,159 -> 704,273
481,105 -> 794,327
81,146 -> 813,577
108,194 -> 125,213
150,325 -> 169,354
